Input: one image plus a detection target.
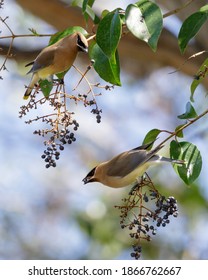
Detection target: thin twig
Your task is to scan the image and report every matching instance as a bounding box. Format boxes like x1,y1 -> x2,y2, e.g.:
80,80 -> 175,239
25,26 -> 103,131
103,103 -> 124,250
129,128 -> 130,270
169,51 -> 208,75
72,63 -> 99,108
0,17 -> 14,71
87,34 -> 96,42
156,108 -> 208,149
163,0 -> 195,18
0,33 -> 52,40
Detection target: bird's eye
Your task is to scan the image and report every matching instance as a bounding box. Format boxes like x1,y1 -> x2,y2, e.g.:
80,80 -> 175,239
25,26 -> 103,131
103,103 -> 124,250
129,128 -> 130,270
77,35 -> 88,52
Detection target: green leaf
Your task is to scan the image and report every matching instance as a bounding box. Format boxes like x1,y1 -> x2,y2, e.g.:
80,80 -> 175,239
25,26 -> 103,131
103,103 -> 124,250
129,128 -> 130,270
49,26 -> 88,46
178,5 -> 208,53
170,140 -> 202,185
175,124 -> 184,138
190,57 -> 208,102
101,9 -> 110,18
142,128 -> 162,148
125,1 -> 163,51
96,10 -> 122,58
190,80 -> 200,103
39,79 -> 53,98
126,5 -> 150,42
72,0 -> 99,23
89,42 -> 121,86
82,0 -> 95,10
177,101 -> 198,119
82,0 -> 87,12
56,70 -> 68,80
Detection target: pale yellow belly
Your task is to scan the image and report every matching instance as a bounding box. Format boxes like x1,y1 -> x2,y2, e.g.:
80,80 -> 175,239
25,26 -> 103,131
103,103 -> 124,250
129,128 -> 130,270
37,65 -> 68,79
103,162 -> 152,188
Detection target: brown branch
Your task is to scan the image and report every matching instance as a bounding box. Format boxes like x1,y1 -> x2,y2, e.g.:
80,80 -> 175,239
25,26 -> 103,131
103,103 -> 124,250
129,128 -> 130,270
16,0 -> 92,31
0,32 -> 52,40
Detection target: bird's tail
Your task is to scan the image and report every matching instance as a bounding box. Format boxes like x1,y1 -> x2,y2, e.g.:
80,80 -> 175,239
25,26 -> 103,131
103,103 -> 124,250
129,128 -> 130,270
23,74 -> 38,100
148,145 -> 185,165
158,156 -> 184,165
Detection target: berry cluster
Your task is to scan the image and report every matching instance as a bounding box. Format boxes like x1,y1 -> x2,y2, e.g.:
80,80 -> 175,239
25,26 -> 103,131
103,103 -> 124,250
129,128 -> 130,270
91,108 -> 102,123
115,174 -> 179,260
0,0 -> 4,9
40,127 -> 77,168
19,66 -> 113,167
41,144 -> 60,168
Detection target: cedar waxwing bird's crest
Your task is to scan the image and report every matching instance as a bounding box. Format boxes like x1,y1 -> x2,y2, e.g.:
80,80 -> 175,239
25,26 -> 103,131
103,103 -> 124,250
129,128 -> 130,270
83,142 -> 184,188
24,32 -> 88,100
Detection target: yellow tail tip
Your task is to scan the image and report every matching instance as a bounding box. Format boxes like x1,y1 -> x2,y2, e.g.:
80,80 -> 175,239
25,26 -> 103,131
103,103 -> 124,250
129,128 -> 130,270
23,94 -> 29,100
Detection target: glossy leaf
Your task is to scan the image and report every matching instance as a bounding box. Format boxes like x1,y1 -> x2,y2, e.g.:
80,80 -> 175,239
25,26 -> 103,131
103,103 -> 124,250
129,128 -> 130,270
126,4 -> 150,42
72,0 -> 99,23
89,42 -> 121,86
177,102 -> 198,119
142,128 -> 162,149
82,0 -> 95,12
125,0 -> 163,51
190,57 -> 208,102
39,79 -> 53,98
170,140 -> 202,185
178,5 -> 208,53
96,10 -> 122,58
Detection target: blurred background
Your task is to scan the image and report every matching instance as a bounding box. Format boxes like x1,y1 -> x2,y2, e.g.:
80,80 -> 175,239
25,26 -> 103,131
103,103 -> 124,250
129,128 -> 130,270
0,0 -> 208,259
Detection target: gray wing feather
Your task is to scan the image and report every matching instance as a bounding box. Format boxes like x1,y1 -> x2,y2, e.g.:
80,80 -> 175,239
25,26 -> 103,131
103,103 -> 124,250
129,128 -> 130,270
107,150 -> 149,177
26,47 -> 56,74
107,144 -> 163,178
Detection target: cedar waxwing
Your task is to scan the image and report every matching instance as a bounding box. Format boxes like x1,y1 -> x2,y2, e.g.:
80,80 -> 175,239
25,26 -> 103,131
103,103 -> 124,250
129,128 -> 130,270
24,32 -> 88,99
83,142 -> 184,188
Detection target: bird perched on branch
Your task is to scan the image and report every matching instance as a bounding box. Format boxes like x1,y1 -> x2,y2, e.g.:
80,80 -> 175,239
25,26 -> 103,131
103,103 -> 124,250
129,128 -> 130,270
24,32 -> 88,99
83,141 -> 184,188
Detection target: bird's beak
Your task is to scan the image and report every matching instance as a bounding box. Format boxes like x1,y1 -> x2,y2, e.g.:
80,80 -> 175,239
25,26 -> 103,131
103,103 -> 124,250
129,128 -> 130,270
82,176 -> 98,185
82,177 -> 89,184
83,166 -> 97,185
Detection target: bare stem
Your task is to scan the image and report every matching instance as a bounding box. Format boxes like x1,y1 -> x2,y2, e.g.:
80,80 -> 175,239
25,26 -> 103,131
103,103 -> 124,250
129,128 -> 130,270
156,108 -> 208,149
163,0 -> 195,18
0,33 -> 52,40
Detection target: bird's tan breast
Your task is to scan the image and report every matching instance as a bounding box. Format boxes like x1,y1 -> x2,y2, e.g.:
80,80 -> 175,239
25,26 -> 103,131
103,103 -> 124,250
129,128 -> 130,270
37,44 -> 78,78
53,46 -> 77,72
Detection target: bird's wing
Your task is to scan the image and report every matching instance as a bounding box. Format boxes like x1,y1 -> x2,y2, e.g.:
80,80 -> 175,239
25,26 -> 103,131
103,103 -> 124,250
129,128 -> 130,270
25,61 -> 34,68
132,141 -> 155,151
26,47 -> 56,74
107,149 -> 149,177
